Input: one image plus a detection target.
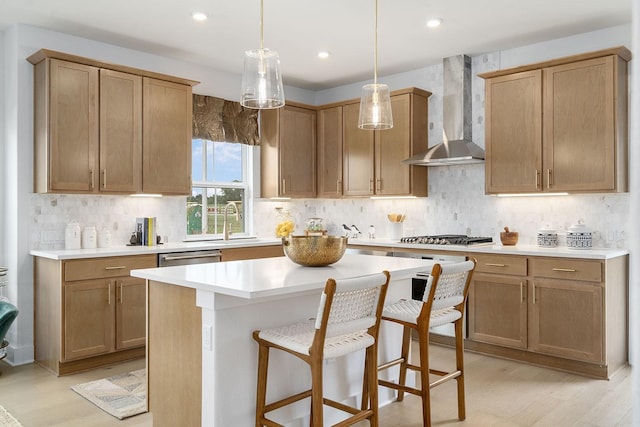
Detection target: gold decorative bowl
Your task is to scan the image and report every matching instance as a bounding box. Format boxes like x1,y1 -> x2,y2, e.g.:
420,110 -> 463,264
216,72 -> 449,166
282,235 -> 348,267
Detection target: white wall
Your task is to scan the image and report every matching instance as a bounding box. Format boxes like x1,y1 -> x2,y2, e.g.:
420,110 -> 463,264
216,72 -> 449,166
1,22 -> 634,365
629,2 -> 639,424
0,30 -> 4,271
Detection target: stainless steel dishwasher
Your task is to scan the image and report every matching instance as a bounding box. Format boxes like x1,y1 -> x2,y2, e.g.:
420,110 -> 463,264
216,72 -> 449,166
158,249 -> 222,267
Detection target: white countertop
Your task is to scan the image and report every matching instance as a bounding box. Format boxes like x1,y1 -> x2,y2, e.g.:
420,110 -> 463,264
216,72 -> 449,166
29,237 -> 281,260
131,253 -> 435,299
347,238 -> 628,260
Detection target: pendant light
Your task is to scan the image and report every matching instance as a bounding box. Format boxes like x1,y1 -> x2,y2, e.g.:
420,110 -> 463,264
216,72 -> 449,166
358,0 -> 393,130
240,0 -> 285,109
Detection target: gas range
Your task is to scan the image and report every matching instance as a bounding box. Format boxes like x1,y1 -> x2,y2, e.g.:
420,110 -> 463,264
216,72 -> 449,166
399,234 -> 494,246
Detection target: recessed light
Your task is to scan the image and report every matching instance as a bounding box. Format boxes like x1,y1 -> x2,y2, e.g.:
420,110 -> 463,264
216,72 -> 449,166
192,12 -> 208,22
317,51 -> 331,59
426,17 -> 442,28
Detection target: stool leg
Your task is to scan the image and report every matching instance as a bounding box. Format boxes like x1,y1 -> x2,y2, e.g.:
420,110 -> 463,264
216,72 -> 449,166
361,352 -> 370,411
397,325 -> 411,402
454,318 -> 466,421
255,343 -> 269,427
310,356 -> 324,427
366,344 -> 379,426
418,325 -> 432,427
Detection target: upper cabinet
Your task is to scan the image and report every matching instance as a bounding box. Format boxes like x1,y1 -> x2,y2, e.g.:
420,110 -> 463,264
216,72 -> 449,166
480,47 -> 630,194
142,78 -> 193,195
318,88 -> 430,198
260,103 -> 317,198
29,49 -> 198,195
316,106 -> 343,198
100,69 -> 143,193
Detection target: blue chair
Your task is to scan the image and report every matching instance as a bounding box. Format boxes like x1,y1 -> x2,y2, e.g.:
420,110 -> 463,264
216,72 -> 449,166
0,301 -> 19,360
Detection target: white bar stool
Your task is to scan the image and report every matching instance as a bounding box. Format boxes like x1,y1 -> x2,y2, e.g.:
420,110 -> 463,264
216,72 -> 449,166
253,271 -> 390,427
376,259 -> 476,426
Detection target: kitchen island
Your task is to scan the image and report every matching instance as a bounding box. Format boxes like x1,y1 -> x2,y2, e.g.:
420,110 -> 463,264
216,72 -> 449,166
131,253 -> 436,427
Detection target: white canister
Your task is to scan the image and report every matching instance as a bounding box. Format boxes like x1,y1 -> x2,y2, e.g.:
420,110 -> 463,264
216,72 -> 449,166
537,225 -> 558,248
389,222 -> 404,240
567,220 -> 592,250
97,228 -> 112,248
82,226 -> 97,249
65,221 -> 82,250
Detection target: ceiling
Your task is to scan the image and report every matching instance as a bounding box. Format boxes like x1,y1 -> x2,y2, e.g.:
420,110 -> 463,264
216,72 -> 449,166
0,0 -> 631,90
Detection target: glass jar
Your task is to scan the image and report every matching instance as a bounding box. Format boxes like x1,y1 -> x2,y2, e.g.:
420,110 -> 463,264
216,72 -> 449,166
305,218 -> 326,235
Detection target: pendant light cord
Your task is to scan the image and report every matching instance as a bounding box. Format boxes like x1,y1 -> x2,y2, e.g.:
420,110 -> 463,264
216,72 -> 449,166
374,0 -> 378,85
260,0 -> 264,50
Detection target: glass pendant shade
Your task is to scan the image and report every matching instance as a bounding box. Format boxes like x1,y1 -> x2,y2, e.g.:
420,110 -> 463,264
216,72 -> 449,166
358,83 -> 393,130
241,48 -> 285,109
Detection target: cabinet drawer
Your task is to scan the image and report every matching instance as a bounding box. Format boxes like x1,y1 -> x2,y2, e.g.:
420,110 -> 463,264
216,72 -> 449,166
530,258 -> 602,283
64,254 -> 157,281
473,254 -> 527,276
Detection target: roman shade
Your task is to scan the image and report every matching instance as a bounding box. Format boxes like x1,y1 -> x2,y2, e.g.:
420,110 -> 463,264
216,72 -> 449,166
192,94 -> 259,145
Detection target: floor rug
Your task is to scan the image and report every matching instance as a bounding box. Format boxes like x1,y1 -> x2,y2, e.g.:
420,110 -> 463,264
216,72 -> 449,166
71,369 -> 147,420
0,405 -> 22,427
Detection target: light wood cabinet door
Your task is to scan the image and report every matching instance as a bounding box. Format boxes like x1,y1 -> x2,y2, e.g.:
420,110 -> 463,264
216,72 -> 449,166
46,59 -> 100,193
482,49 -> 628,195
485,70 -> 542,194
143,77 -> 192,195
220,245 -> 284,262
543,56 -> 616,192
375,94 -> 411,195
116,277 -> 146,350
260,104 -> 317,198
99,69 -> 143,193
64,280 -> 114,361
468,273 -> 527,349
279,105 -> 317,197
343,102 -> 375,196
317,106 -> 343,197
529,278 -> 603,363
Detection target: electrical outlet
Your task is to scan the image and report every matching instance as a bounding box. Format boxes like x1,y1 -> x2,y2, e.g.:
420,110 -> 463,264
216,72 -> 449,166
203,324 -> 212,351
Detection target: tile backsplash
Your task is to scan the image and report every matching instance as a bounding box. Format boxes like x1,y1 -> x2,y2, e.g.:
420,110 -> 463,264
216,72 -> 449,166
253,164 -> 629,249
30,194 -> 186,250
29,166 -> 629,251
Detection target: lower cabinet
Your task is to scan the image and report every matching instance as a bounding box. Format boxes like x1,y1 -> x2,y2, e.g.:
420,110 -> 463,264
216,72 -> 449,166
467,253 -> 627,378
219,244 -> 283,262
468,272 -> 527,349
35,254 -> 156,375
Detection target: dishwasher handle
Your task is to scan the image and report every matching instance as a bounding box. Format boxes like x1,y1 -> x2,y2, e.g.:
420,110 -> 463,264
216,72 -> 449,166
161,253 -> 221,261
158,250 -> 222,266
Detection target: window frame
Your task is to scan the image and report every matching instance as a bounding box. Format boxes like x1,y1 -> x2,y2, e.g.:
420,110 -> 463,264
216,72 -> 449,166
186,139 -> 254,240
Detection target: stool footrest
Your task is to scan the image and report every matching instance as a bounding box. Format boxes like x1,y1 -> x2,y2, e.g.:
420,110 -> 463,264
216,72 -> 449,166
264,389 -> 312,413
429,370 -> 462,389
378,379 -> 422,397
378,357 -> 404,371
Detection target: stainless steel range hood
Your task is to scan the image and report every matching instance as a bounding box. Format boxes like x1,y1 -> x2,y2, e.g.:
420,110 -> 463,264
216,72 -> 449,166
403,54 -> 485,166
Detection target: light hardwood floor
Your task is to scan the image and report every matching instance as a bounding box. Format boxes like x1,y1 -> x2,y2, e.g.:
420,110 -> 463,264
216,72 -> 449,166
0,344 -> 634,426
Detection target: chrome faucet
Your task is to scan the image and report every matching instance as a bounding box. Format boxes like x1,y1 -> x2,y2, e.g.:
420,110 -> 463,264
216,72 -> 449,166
222,201 -> 240,241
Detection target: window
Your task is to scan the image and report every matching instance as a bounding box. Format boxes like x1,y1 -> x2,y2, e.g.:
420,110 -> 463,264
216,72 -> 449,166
187,139 -> 252,238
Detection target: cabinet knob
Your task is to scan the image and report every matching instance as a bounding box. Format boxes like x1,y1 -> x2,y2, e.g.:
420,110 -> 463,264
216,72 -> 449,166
101,169 -> 107,189
89,169 -> 95,190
